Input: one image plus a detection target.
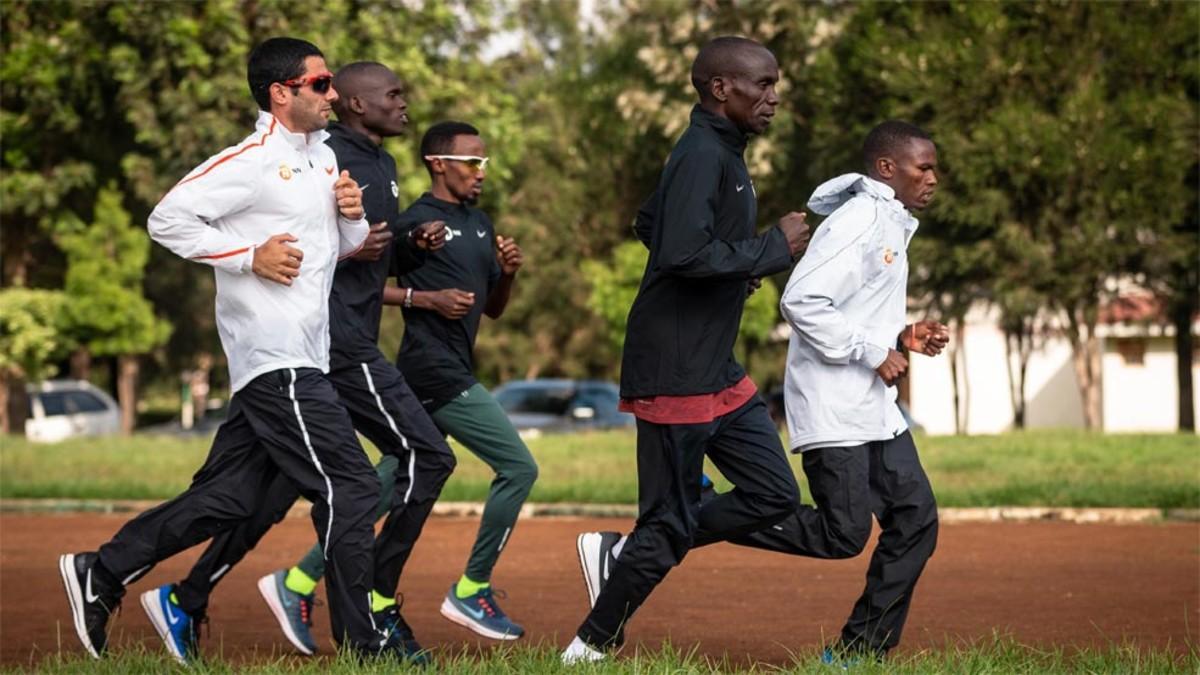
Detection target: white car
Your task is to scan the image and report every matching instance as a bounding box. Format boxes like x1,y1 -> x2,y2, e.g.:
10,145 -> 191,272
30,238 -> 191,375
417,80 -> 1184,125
25,380 -> 121,443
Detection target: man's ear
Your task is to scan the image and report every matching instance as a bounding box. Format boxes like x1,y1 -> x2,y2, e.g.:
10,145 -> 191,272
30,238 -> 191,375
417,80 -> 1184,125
269,82 -> 290,108
709,75 -> 730,103
875,156 -> 896,180
348,94 -> 366,115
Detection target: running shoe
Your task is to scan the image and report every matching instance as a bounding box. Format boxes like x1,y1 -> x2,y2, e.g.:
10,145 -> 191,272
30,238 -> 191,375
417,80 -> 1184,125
439,583 -> 523,640
375,601 -> 429,665
256,570 -> 318,655
58,552 -> 121,659
139,584 -> 201,665
575,531 -> 622,608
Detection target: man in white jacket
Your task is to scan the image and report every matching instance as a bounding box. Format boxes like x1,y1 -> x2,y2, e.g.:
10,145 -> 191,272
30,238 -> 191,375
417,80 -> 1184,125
729,119 -> 948,660
57,37 -> 399,661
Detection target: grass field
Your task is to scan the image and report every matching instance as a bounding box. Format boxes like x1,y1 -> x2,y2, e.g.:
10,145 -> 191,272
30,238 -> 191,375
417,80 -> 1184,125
8,639 -> 1197,674
1,430 -> 1197,508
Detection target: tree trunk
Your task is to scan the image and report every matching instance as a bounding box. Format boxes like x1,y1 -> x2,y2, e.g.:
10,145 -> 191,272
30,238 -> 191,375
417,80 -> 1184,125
1004,320 -> 1033,429
191,352 -> 213,424
957,319 -> 970,434
1066,307 -> 1104,430
1,373 -> 27,436
117,355 -> 139,434
948,316 -> 969,434
1172,291 -> 1196,432
70,348 -> 92,381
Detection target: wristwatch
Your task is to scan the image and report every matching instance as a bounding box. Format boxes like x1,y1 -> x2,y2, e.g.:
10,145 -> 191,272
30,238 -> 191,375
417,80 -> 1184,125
404,287 -> 414,308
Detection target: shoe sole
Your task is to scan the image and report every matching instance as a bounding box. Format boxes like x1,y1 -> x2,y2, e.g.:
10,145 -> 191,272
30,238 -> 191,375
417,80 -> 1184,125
576,533 -> 603,609
139,589 -> 186,665
58,554 -> 100,659
256,574 -> 316,656
438,597 -> 522,641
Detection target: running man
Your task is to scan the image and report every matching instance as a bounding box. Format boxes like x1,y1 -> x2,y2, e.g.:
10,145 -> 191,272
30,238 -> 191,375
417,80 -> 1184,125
730,120 -> 945,661
57,37 -> 402,661
562,36 -> 812,663
576,120 -> 946,663
385,121 -> 535,640
137,62 -> 457,664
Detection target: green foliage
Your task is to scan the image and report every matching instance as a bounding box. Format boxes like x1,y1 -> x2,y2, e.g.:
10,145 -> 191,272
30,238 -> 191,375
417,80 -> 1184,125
0,289 -> 73,380
54,185 -> 171,357
583,241 -> 648,351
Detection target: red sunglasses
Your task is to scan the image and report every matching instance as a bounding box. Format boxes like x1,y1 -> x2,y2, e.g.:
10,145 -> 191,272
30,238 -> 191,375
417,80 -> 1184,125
280,71 -> 334,94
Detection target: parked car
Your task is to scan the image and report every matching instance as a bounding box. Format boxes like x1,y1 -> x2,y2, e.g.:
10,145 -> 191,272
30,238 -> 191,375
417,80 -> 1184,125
492,379 -> 633,434
25,380 -> 121,443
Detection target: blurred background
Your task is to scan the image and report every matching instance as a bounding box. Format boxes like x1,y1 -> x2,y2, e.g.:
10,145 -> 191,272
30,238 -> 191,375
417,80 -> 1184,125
2,0 -> 1197,441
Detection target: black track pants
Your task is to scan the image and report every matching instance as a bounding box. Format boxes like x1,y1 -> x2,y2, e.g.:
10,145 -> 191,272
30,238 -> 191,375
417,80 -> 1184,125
95,368 -> 382,649
577,397 -> 799,648
730,431 -> 938,654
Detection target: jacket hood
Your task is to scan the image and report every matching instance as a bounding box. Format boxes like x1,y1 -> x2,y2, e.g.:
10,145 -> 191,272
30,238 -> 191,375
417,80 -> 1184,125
806,173 -> 899,216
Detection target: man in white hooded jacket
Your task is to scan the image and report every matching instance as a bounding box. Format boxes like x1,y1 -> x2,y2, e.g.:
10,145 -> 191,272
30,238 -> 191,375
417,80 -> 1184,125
728,120 -> 948,660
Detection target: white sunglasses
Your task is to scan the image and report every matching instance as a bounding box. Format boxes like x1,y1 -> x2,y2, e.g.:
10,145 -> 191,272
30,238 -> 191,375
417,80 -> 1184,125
424,155 -> 490,170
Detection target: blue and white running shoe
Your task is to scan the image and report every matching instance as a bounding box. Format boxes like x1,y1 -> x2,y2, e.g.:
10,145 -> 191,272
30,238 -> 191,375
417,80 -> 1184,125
139,584 -> 199,665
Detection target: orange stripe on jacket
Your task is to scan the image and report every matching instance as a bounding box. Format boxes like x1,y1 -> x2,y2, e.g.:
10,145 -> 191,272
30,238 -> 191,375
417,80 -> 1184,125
194,246 -> 252,261
175,118 -> 277,262
176,116 -> 278,188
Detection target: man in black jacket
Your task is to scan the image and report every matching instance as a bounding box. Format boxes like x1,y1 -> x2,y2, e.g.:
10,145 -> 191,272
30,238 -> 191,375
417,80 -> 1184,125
564,36 -> 812,662
151,62 -> 456,664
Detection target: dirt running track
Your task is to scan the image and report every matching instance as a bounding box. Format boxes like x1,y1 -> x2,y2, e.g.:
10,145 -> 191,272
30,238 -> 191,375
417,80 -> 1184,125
1,515 -> 1197,667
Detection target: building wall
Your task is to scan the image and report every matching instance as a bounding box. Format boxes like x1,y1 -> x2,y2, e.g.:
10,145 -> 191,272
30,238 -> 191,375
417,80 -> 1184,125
907,309 -> 1199,435
1102,337 -> 1200,432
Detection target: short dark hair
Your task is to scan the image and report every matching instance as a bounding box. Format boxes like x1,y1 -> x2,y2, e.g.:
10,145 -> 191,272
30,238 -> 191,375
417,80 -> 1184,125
690,36 -> 772,99
331,61 -> 393,118
420,121 -> 480,174
862,120 -> 932,171
247,37 -> 324,111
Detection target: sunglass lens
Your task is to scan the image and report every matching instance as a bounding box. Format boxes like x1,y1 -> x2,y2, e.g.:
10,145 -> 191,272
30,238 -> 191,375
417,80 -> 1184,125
312,77 -> 332,94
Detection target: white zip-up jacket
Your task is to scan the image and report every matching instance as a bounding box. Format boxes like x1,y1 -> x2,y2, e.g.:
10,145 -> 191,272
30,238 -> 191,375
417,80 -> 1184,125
148,111 -> 369,393
780,174 -> 917,452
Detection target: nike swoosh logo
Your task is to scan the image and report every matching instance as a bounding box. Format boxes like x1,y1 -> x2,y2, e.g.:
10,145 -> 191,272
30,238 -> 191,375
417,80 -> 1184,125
166,600 -> 181,625
85,568 -> 100,603
325,166 -> 335,175
736,184 -> 745,192
476,230 -> 487,238
463,603 -> 486,620
359,183 -> 370,191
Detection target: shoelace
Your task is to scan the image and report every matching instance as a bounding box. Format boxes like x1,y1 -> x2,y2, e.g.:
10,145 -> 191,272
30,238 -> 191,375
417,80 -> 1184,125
298,595 -> 321,627
476,588 -> 508,618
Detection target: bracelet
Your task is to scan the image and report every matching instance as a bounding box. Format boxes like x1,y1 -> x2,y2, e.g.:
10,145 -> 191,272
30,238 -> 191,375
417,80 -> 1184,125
403,288 -> 414,308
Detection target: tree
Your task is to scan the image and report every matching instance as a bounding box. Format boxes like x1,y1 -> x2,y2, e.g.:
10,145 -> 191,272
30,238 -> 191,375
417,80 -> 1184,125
812,1 -> 1197,429
55,186 -> 171,433
0,289 -> 73,434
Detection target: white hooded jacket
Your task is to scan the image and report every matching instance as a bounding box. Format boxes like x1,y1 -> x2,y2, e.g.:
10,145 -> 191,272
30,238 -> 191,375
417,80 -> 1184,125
780,174 -> 917,451
148,111 -> 369,393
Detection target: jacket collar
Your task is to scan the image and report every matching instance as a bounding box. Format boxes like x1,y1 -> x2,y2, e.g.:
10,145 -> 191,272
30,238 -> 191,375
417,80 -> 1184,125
416,191 -> 473,217
689,104 -> 748,153
326,122 -> 380,155
257,110 -> 330,153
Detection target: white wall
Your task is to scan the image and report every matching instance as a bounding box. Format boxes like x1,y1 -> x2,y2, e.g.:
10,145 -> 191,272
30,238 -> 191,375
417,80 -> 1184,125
907,308 -> 1198,434
1103,337 -> 1200,432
